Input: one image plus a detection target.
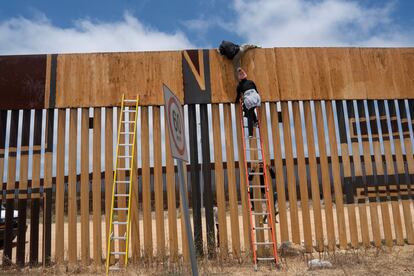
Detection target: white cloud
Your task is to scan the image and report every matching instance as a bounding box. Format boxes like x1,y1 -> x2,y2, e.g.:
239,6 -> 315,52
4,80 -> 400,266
184,18 -> 212,34
0,1 -> 412,54
183,16 -> 232,34
230,0 -> 414,47
0,12 -> 195,55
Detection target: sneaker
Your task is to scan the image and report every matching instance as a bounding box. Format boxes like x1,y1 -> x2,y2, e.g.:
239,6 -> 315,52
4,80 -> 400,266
263,216 -> 268,224
254,121 -> 259,127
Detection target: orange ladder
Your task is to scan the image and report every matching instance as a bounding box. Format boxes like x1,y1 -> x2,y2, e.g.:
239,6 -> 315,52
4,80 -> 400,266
239,102 -> 279,271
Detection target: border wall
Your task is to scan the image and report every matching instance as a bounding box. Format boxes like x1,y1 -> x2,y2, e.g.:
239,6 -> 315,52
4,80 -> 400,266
0,47 -> 413,267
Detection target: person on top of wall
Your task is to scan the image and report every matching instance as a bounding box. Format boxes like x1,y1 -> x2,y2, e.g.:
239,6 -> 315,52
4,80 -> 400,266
218,40 -> 260,79
248,163 -> 279,224
235,67 -> 261,137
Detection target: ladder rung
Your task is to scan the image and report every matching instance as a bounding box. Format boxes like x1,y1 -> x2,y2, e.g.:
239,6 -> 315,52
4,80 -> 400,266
115,194 -> 129,197
124,100 -> 137,103
246,148 -> 261,151
250,198 -> 267,202
118,155 -> 132,158
249,172 -> 264,175
252,212 -> 269,216
249,160 -> 262,163
123,110 -> 136,113
119,143 -> 133,146
111,251 -> 126,255
114,207 -> 128,211
111,235 -> 127,240
116,180 -> 129,183
109,266 -> 125,271
120,132 -> 134,134
247,136 -> 260,140
249,185 -> 266,188
257,257 -> 275,261
113,221 -> 128,225
254,226 -> 271,230
121,121 -> 135,124
117,168 -> 131,170
255,241 -> 274,245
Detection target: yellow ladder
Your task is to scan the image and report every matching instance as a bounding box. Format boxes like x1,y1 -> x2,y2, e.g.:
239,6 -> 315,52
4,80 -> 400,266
106,94 -> 139,274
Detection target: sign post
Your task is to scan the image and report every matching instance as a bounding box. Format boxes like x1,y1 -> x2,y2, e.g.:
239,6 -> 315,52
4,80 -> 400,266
163,84 -> 198,276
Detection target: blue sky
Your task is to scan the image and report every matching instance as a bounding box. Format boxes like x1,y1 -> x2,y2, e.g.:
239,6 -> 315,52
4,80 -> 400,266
0,0 -> 413,54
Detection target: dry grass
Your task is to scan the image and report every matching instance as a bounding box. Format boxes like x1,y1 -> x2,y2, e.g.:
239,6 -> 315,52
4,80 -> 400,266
2,203 -> 414,275
1,245 -> 414,275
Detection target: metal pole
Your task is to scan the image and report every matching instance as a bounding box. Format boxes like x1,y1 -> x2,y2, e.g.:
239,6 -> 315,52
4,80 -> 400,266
177,159 -> 199,276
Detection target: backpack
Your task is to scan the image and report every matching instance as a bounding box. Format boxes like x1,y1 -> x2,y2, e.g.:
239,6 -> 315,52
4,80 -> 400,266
218,40 -> 240,60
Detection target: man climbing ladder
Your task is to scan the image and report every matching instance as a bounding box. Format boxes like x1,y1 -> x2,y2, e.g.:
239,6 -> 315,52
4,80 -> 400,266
235,67 -> 261,137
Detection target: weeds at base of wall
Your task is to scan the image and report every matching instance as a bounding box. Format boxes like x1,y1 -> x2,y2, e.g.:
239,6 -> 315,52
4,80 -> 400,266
1,245 -> 414,275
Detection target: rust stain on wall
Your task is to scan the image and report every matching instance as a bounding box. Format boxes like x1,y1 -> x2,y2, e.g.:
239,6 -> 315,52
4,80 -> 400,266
0,55 -> 46,109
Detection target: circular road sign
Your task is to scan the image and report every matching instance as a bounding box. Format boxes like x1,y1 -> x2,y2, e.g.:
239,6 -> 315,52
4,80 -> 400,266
163,84 -> 188,162
167,96 -> 185,155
